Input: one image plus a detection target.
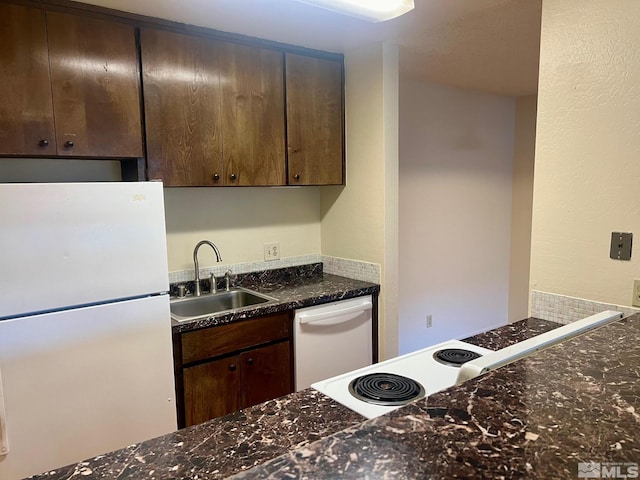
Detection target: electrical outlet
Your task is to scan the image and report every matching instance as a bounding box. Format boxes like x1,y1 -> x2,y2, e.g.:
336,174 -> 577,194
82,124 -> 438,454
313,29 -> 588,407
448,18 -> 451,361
264,242 -> 280,261
426,314 -> 432,328
633,280 -> 640,308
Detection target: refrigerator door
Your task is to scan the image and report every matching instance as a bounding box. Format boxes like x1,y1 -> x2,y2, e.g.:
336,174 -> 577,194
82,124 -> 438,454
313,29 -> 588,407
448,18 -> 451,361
0,295 -> 177,480
0,182 -> 170,319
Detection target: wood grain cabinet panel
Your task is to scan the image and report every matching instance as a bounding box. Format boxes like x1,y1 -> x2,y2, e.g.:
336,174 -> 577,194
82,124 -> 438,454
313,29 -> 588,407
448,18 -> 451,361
141,28 -> 223,186
176,312 -> 294,427
0,4 -> 56,156
220,43 -> 285,186
286,54 -> 344,185
141,30 -> 286,187
0,4 -> 142,158
183,355 -> 241,426
47,12 -> 143,158
181,311 -> 291,365
240,341 -> 291,408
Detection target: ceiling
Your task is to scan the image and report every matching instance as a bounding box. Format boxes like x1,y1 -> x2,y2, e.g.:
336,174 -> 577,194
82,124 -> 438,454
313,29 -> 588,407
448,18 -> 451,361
74,0 -> 542,96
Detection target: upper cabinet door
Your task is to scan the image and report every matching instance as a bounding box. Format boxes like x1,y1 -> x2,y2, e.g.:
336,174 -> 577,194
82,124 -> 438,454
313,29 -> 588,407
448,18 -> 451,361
286,54 -> 344,186
0,4 -> 56,156
47,12 -> 143,158
220,43 -> 285,186
141,28 -> 223,186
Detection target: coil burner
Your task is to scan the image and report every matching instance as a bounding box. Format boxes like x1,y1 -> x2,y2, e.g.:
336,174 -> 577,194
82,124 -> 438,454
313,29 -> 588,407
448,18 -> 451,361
433,348 -> 482,367
348,373 -> 425,406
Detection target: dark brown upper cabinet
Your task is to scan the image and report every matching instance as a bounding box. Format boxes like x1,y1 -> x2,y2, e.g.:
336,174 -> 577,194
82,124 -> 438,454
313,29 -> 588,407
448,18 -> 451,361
285,54 -> 344,186
219,43 -> 286,186
141,28 -> 285,187
0,4 -> 56,156
141,28 -> 223,186
0,4 -> 143,158
47,11 -> 143,158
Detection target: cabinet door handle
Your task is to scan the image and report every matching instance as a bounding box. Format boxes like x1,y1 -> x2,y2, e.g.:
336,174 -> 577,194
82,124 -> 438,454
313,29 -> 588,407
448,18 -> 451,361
64,140 -> 74,148
229,364 -> 237,371
39,139 -> 49,147
247,358 -> 254,366
230,173 -> 237,181
213,173 -> 220,181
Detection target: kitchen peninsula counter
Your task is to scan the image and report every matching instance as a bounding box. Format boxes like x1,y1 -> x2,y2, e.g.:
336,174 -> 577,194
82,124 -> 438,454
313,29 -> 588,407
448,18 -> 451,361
233,313 -> 640,479
27,317 -> 568,479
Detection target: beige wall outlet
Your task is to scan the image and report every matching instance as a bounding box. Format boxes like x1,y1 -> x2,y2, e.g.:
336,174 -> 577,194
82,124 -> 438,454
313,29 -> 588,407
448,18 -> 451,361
633,280 -> 640,308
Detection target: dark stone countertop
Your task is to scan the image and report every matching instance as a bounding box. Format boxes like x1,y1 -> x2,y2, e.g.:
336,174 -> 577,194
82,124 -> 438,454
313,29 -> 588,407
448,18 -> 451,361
28,390 -> 366,480
462,317 -> 562,349
170,263 -> 380,333
27,317 -> 568,480
231,314 -> 640,480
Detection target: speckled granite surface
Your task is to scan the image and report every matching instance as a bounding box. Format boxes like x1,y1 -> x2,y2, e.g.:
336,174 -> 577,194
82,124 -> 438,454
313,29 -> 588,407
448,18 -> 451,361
462,317 -> 561,349
27,390 -> 365,480
27,317 -> 570,480
231,314 -> 640,480
170,264 -> 380,333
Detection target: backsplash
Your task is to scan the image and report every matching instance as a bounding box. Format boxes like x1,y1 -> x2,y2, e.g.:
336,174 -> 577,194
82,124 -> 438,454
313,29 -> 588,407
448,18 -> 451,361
168,254 -> 380,288
530,290 -> 640,324
321,256 -> 381,284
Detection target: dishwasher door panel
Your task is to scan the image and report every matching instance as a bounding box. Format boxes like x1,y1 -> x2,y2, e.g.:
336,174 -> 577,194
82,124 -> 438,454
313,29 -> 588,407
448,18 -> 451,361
294,295 -> 373,391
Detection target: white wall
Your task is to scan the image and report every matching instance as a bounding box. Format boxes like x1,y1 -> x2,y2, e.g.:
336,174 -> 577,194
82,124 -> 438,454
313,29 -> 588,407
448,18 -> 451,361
321,42 -> 399,359
398,79 -> 515,354
164,187 -> 321,272
531,0 -> 640,307
508,95 -> 536,322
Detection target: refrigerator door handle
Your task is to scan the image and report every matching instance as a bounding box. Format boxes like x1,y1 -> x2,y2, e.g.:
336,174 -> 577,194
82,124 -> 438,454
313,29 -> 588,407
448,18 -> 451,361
0,369 -> 9,456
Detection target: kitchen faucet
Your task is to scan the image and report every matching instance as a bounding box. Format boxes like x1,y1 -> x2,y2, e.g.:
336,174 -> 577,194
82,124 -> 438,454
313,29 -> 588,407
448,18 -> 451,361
224,269 -> 233,291
193,240 -> 222,296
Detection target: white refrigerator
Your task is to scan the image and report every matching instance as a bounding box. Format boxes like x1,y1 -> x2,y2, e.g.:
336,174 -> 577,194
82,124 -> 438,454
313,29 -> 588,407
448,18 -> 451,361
0,182 -> 177,480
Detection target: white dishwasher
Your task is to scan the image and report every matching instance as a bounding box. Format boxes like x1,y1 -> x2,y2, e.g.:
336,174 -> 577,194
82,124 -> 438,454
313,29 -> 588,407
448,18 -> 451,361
294,295 -> 373,391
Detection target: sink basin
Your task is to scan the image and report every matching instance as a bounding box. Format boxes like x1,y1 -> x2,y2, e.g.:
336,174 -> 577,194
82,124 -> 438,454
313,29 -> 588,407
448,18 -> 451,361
170,287 -> 277,322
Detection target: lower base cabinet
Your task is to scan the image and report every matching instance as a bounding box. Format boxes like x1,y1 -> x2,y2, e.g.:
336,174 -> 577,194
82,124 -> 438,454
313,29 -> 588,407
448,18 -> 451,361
175,311 -> 293,428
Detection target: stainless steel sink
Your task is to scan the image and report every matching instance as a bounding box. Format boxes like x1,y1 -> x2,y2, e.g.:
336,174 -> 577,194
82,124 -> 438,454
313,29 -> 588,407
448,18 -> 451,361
170,287 -> 277,322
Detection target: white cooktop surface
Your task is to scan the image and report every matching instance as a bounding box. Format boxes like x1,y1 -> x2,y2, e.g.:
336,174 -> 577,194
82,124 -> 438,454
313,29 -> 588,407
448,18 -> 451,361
312,339 -> 493,419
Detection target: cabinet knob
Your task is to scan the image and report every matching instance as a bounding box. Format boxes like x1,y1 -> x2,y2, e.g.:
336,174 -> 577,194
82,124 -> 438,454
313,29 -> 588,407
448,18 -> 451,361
230,173 -> 237,181
293,174 -> 300,181
247,358 -> 254,365
64,140 -> 74,148
229,364 -> 237,371
213,173 -> 220,181
39,139 -> 49,147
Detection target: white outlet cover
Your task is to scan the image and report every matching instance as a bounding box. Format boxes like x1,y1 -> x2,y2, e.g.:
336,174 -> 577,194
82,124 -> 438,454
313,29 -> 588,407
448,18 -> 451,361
264,242 -> 280,261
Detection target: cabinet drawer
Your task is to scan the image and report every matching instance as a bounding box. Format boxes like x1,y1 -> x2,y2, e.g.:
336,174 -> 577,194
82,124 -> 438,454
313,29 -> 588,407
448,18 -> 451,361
181,311 -> 291,364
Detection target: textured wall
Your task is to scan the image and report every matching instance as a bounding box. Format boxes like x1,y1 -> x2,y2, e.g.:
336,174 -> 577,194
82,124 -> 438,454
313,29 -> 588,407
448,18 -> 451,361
165,187 -> 321,272
398,79 -> 515,353
531,0 -> 640,306
320,42 -> 399,359
508,95 -> 537,322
